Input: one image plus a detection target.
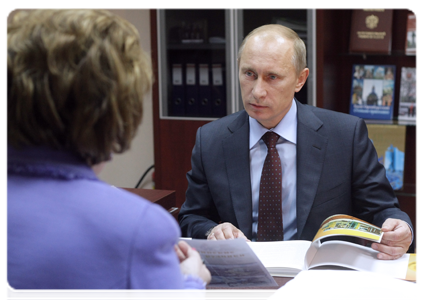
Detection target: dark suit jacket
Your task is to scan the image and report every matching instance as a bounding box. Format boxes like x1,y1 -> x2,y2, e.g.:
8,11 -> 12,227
179,100 -> 412,244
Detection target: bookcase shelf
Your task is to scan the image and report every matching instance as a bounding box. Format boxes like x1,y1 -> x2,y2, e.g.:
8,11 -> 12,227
364,119 -> 416,127
316,9 -> 416,248
400,183 -> 417,194
167,43 -> 226,50
339,51 -> 416,57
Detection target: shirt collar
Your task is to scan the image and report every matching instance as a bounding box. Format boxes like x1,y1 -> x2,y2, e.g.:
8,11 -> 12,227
249,98 -> 297,149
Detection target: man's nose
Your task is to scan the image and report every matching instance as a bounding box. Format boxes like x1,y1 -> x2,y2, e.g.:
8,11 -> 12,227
252,78 -> 267,101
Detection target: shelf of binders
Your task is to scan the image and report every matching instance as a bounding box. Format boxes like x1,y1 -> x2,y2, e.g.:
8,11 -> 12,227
158,9 -> 232,120
167,57 -> 228,119
157,9 -> 315,120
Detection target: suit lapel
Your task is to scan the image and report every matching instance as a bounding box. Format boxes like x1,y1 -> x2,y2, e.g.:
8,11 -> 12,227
222,111 -> 253,238
295,101 -> 328,239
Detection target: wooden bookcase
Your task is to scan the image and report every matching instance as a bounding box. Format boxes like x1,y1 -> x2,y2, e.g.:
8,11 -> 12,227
315,9 -> 416,245
151,9 -> 416,244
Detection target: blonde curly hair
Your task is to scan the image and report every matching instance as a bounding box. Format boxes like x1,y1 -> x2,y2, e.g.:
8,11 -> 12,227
8,9 -> 152,165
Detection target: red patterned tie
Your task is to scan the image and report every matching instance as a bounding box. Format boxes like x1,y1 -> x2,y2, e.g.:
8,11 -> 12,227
257,131 -> 284,241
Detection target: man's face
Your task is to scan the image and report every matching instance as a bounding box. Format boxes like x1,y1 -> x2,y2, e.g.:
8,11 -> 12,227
238,34 -> 308,129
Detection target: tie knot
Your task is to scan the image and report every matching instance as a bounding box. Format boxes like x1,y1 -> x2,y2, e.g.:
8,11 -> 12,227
262,131 -> 279,149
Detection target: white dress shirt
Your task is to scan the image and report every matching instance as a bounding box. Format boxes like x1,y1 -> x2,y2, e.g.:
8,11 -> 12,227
249,99 -> 297,241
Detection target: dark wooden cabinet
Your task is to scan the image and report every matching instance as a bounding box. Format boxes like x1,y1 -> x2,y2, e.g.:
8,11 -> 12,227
151,10 -> 209,211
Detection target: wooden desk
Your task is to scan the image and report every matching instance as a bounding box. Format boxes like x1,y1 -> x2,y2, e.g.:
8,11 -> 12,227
121,188 -> 179,219
206,277 -> 293,300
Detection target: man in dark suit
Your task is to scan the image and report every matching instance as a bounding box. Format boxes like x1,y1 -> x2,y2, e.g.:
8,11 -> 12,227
179,24 -> 413,260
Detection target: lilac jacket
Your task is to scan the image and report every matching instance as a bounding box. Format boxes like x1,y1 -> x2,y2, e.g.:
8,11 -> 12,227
7,146 -> 204,289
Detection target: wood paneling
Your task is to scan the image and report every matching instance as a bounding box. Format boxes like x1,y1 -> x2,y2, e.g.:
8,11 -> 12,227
153,119 -> 208,208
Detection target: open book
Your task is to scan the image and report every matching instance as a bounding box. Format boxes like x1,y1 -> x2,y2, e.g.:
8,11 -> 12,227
248,214 -> 415,281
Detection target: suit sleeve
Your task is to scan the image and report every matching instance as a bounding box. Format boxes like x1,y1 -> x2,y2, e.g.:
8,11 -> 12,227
351,119 -> 413,233
129,203 -> 205,289
178,127 -> 221,239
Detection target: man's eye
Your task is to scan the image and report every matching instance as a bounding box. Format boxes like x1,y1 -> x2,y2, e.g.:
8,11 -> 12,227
246,71 -> 254,77
269,75 -> 277,80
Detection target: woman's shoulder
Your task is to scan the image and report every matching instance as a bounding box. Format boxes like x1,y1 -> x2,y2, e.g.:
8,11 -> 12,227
96,184 -> 180,240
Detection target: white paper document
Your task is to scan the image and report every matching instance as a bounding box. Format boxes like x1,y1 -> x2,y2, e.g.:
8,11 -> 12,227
182,238 -> 278,288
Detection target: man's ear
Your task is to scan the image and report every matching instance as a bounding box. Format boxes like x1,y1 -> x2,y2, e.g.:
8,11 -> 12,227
295,68 -> 310,92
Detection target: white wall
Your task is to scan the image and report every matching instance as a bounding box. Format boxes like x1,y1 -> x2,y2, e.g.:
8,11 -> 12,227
7,9 -> 155,188
98,9 -> 155,189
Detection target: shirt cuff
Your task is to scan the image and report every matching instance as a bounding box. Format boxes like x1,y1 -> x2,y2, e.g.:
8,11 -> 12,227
406,222 -> 414,245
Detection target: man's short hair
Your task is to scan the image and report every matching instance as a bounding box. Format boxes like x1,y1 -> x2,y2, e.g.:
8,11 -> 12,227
237,24 -> 307,75
8,9 -> 152,165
